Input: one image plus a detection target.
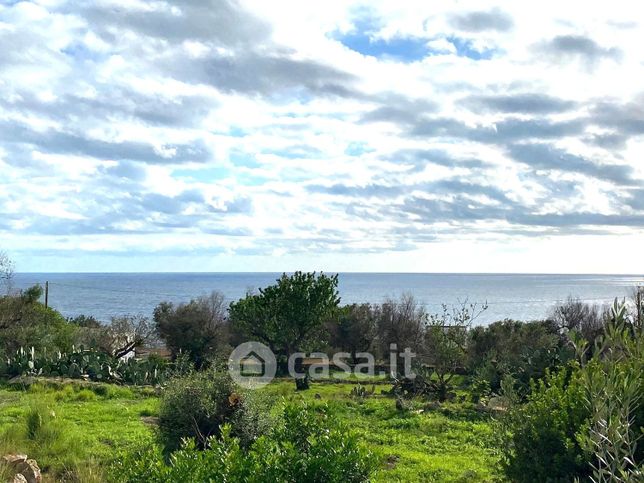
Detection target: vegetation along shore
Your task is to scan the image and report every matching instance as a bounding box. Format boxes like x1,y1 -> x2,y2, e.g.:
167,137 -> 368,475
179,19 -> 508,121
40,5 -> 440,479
0,254 -> 642,482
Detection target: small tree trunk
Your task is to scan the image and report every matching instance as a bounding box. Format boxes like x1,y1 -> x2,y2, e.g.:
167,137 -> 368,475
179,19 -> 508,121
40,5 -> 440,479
294,355 -> 309,390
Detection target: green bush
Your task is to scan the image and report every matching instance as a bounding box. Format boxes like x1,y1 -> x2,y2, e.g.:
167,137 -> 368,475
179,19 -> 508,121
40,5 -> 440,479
111,403 -> 375,483
158,370 -> 268,453
0,290 -> 78,355
498,364 -> 592,482
575,309 -> 643,481
467,319 -> 570,396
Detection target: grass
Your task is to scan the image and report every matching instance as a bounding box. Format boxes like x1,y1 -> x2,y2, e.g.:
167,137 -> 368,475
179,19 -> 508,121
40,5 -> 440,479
262,380 -> 502,482
0,380 -> 158,482
0,377 -> 503,482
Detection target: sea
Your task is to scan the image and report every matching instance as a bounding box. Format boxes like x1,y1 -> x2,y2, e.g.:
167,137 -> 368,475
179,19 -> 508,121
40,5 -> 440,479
10,273 -> 644,326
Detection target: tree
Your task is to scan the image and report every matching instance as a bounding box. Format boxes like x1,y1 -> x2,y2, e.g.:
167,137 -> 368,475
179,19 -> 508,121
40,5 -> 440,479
329,303 -> 378,364
229,272 -> 340,390
154,291 -> 228,368
420,301 -> 487,401
0,251 -> 15,295
107,315 -> 157,359
550,297 -> 605,344
0,284 -> 77,354
76,314 -> 157,359
375,294 -> 426,359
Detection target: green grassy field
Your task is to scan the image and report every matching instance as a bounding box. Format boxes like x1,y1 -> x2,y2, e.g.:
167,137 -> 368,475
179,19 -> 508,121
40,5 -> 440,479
0,379 -> 503,482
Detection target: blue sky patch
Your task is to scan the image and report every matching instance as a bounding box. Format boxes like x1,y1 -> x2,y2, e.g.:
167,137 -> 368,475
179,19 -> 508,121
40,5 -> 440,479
228,127 -> 247,137
61,42 -> 105,62
335,16 -> 496,62
447,36 -> 496,60
230,152 -> 261,168
333,14 -> 429,62
338,31 -> 430,62
345,142 -> 374,156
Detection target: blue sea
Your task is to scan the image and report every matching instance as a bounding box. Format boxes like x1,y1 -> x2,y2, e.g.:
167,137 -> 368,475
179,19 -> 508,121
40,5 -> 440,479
11,273 -> 644,325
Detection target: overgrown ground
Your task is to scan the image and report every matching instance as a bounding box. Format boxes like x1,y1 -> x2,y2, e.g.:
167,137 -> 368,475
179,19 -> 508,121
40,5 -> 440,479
0,378 -> 503,482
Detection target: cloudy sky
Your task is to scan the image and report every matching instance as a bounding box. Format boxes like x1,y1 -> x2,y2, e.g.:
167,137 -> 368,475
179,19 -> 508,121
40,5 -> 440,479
1,0 -> 643,273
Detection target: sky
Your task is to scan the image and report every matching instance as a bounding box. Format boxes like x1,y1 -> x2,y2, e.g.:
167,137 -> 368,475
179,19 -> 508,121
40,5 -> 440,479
0,0 -> 643,274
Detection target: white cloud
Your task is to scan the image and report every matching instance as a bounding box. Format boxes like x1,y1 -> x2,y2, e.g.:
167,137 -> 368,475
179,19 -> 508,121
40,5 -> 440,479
0,0 -> 643,273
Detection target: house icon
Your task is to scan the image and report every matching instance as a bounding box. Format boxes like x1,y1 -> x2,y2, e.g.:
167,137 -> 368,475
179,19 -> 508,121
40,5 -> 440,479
240,351 -> 266,377
229,341 -> 277,388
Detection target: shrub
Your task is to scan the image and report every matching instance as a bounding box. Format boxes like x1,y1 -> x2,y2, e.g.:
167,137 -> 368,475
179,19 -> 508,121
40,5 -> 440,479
111,403 -> 375,483
264,402 -> 375,482
498,300 -> 644,482
575,303 -> 643,481
498,364 -> 592,482
158,370 -> 268,453
467,319 -> 569,396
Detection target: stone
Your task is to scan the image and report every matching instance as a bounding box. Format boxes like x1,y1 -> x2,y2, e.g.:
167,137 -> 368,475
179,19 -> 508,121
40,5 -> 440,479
20,459 -> 41,483
2,454 -> 41,483
2,454 -> 27,466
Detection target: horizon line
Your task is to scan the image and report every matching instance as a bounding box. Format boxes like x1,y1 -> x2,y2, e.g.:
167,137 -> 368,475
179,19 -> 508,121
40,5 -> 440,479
13,271 -> 644,277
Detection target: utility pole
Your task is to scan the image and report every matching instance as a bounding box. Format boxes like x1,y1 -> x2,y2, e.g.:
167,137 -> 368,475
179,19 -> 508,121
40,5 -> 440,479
45,281 -> 49,309
637,287 -> 642,329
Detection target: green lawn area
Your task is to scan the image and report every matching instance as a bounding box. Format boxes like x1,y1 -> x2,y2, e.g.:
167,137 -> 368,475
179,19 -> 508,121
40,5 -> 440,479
0,381 -> 158,482
264,380 -> 502,482
0,378 -> 503,482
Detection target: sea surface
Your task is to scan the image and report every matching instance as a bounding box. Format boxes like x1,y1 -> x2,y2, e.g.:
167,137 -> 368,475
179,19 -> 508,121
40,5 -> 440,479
11,273 -> 644,325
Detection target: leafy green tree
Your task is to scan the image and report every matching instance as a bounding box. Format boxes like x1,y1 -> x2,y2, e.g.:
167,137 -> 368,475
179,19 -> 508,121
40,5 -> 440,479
229,272 -> 340,389
0,284 -> 77,355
